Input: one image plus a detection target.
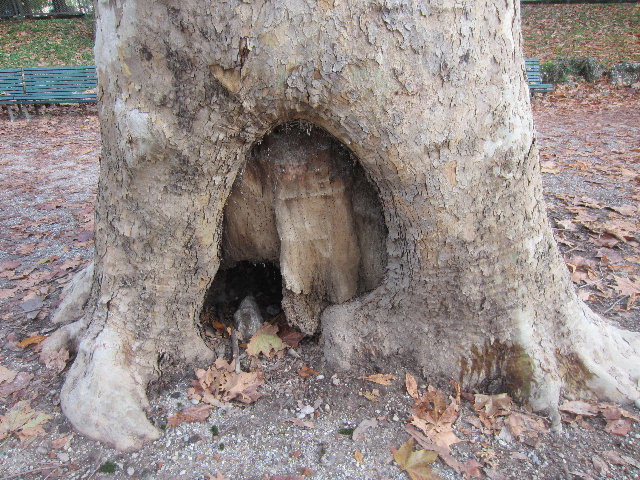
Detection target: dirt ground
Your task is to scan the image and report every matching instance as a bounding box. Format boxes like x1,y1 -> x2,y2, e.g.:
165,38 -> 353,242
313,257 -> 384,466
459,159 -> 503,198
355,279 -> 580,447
0,84 -> 639,480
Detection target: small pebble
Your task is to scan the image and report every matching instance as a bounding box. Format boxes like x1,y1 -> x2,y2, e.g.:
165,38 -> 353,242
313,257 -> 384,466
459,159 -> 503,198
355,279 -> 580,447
392,414 -> 400,422
127,467 -> 135,476
320,453 -> 336,466
300,405 -> 315,415
36,447 -> 48,455
57,452 -> 70,462
287,348 -> 300,359
190,398 -> 199,405
179,470 -> 186,475
316,375 -> 325,380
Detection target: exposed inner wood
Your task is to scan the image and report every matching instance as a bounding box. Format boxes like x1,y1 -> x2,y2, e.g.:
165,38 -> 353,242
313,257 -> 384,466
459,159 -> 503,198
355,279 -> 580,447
220,123 -> 388,334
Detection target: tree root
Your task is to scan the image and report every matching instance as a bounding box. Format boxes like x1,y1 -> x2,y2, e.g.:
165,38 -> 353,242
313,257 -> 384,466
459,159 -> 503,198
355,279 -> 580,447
59,326 -> 160,451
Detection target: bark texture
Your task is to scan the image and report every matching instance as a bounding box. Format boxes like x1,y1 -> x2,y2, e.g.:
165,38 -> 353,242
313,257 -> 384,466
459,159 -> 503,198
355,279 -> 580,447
43,0 -> 640,451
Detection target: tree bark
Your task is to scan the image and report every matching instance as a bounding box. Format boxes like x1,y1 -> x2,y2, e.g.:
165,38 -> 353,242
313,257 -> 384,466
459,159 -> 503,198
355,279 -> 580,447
43,0 -> 640,451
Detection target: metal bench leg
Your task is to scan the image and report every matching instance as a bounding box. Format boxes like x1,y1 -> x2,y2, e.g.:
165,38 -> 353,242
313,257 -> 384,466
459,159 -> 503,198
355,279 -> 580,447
5,105 -> 15,122
19,104 -> 31,121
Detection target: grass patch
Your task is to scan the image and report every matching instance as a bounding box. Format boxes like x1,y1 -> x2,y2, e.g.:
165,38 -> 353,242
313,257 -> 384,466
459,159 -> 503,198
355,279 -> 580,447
521,4 -> 640,69
98,461 -> 118,474
0,5 -> 637,71
0,17 -> 94,68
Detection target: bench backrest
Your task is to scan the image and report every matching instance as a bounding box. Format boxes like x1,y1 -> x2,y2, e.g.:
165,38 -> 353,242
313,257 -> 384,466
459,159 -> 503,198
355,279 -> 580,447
525,58 -> 544,85
22,66 -> 97,101
0,69 -> 25,102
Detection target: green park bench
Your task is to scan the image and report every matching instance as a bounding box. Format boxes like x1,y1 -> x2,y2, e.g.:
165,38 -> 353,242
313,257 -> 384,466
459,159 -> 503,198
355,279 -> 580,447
525,58 -> 553,94
0,68 -> 27,121
0,66 -> 97,120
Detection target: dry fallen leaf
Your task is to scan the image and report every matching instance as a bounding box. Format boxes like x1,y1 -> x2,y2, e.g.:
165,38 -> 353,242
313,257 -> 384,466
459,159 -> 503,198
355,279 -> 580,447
0,401 -> 52,442
362,389 -> 380,402
51,433 -> 72,450
602,450 -> 627,465
559,400 -> 599,417
354,450 -> 363,464
474,393 -> 512,417
40,348 -> 70,373
406,425 -> 466,474
0,365 -> 18,385
363,373 -> 397,385
246,323 -> 285,358
298,365 -> 319,377
406,372 -> 419,399
188,358 -> 264,406
352,418 -> 378,440
205,472 -> 229,480
17,335 -> 47,349
167,404 -> 214,427
0,371 -> 34,399
284,418 -> 315,429
604,418 -> 633,436
410,385 -> 462,451
391,438 -> 442,480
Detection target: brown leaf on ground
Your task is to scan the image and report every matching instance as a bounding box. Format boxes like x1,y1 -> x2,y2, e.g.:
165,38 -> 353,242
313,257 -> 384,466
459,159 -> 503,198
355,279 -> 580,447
612,275 -> 640,307
167,404 -> 214,427
0,365 -> 18,384
298,365 -> 319,377
352,418 -> 378,440
279,329 -> 305,348
473,393 -> 512,418
17,335 -> 47,348
0,401 -> 52,442
188,359 -> 264,406
205,472 -> 229,480
406,425 -> 466,475
410,386 -> 462,451
284,418 -> 315,429
40,348 -> 70,373
604,418 -> 633,436
405,372 -> 419,399
0,371 -> 34,398
354,450 -> 363,464
600,404 -> 640,422
462,459 -> 484,478
246,323 -> 285,358
363,373 -> 397,385
51,433 -> 72,450
558,400 -> 599,417
602,450 -> 627,465
608,204 -> 637,216
362,389 -> 380,402
391,438 -> 442,480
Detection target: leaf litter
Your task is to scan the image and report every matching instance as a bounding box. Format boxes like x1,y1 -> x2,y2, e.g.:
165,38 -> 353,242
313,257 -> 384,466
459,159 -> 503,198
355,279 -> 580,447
0,87 -> 639,479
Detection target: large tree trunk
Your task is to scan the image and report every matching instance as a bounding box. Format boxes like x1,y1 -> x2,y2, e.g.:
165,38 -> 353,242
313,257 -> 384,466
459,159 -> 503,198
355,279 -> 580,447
44,0 -> 640,451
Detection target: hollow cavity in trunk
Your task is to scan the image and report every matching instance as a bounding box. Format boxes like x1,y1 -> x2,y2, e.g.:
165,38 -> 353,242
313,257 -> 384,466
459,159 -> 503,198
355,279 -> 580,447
211,122 -> 388,335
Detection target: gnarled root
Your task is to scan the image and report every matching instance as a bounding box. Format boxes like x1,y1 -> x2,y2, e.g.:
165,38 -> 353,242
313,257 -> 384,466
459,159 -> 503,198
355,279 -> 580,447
59,326 -> 160,451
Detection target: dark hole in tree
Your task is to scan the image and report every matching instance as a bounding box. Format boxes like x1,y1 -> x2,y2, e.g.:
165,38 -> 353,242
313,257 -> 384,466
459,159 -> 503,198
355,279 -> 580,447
200,261 -> 284,326
200,122 -> 388,340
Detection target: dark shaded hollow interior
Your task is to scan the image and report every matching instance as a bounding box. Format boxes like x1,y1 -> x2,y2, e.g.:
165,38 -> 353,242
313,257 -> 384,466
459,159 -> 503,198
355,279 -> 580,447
200,122 -> 388,336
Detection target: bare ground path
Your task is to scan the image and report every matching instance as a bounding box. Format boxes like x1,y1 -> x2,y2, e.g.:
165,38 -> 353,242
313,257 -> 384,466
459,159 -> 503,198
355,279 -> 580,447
0,88 -> 638,480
